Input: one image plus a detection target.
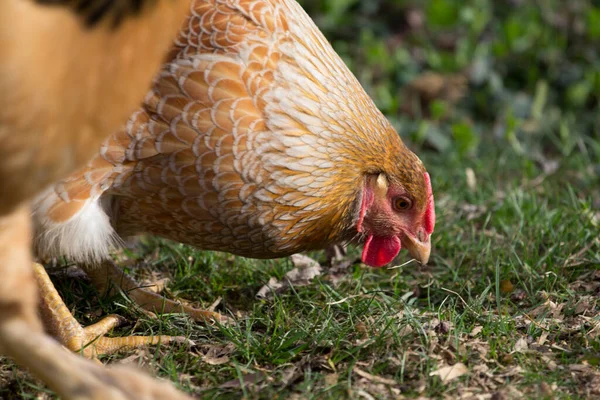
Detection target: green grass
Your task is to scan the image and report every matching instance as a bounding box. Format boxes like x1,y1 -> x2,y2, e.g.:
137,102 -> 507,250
1,0 -> 599,399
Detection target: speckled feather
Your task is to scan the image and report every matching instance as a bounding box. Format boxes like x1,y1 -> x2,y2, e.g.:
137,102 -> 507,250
34,0 -> 428,261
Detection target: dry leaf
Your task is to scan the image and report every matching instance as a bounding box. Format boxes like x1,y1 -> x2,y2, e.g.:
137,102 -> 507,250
207,296 -> 222,312
219,372 -> 268,389
513,338 -> 528,353
540,354 -> 557,371
140,277 -> 170,294
353,366 -> 397,386
200,343 -> 235,366
537,331 -> 549,346
400,71 -> 467,118
256,254 -> 322,298
465,168 -> 477,191
470,325 -> 483,337
256,277 -> 283,298
356,389 -> 376,400
324,373 -> 339,386
203,355 -> 229,365
429,362 -> 468,383
500,279 -> 514,294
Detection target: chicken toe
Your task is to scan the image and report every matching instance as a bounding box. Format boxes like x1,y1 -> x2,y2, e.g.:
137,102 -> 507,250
0,209 -> 191,398
34,263 -> 191,359
4,320 -> 193,400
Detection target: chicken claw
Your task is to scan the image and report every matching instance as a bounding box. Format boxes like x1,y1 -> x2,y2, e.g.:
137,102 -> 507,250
4,319 -> 192,400
35,263 -> 193,359
0,208 -> 191,399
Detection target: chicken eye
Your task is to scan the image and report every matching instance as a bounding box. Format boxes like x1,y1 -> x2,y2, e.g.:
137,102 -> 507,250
393,196 -> 412,211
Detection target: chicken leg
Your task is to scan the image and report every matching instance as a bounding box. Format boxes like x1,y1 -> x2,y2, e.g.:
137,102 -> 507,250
35,262 -> 192,359
0,206 -> 192,399
83,261 -> 232,325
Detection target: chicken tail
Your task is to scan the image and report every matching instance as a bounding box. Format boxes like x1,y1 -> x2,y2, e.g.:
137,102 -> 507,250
32,188 -> 120,264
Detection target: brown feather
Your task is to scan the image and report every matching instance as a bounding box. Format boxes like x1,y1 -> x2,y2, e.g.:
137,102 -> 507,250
35,0 -> 430,262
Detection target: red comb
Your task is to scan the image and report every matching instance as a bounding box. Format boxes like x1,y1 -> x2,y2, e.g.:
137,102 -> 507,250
423,172 -> 435,234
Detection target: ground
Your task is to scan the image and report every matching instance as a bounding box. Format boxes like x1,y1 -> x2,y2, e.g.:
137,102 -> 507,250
1,0 -> 599,399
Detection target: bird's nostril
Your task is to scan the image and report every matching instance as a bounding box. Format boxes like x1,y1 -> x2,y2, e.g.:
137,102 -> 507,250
417,229 -> 426,242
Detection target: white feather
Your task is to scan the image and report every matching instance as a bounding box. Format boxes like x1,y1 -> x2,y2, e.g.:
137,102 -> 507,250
32,189 -> 120,263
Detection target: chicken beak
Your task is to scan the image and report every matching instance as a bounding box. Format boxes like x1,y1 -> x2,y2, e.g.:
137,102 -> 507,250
402,232 -> 431,265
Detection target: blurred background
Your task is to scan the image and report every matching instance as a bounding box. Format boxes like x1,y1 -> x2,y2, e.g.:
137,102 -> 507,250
298,0 -> 599,183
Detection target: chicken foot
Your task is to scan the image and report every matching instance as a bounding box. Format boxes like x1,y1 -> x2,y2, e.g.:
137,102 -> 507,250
0,206 -> 192,399
83,260 -> 232,325
35,263 -> 191,359
3,321 -> 193,400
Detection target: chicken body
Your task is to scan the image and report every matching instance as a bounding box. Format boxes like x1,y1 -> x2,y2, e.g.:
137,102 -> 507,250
34,0 -> 435,269
0,0 -> 189,214
0,0 -> 191,398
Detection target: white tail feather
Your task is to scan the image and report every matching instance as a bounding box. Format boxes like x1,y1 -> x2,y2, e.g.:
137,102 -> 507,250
32,189 -> 121,263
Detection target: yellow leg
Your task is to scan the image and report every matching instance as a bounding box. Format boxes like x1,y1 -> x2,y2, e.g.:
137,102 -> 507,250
34,263 -> 190,359
0,206 -> 192,399
83,261 -> 232,324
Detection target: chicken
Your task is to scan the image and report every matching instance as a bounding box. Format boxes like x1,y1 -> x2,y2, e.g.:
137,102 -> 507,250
32,0 -> 436,357
0,0 -> 192,398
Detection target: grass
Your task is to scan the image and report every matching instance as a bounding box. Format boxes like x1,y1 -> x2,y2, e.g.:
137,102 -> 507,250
1,0 -> 599,399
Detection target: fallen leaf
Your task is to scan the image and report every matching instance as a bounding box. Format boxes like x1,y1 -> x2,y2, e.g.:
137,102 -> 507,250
429,362 -> 468,383
290,253 -> 321,270
219,371 -> 268,389
324,373 -> 338,386
465,168 -> 477,191
280,366 -> 302,386
199,343 -> 235,366
459,203 -> 488,221
356,389 -> 376,400
256,277 -> 283,298
539,381 -> 554,396
256,254 -> 322,298
540,354 -> 557,371
537,331 -> 549,346
469,325 -> 483,337
510,289 -> 527,302
513,337 -> 528,353
400,71 -> 467,118
500,279 -> 514,294
353,366 -> 397,386
140,277 -> 170,294
207,296 -> 222,312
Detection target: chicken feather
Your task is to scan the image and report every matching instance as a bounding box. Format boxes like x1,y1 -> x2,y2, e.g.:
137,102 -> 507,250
34,0 -> 435,268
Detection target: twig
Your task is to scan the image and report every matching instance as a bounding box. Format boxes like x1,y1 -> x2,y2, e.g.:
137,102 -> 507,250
440,287 -> 480,317
522,313 -> 551,331
563,238 -> 599,268
326,294 -> 361,305
387,258 -> 417,270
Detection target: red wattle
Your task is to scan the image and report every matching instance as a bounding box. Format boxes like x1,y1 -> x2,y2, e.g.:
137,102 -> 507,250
361,235 -> 401,267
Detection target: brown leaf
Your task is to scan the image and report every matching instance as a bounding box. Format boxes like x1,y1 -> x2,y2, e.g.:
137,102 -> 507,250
256,254 -> 322,298
324,373 -> 338,386
469,325 -> 483,337
465,168 -> 477,191
199,343 -> 234,366
512,338 -> 528,353
500,280 -> 514,294
219,371 -> 268,389
429,363 -> 468,383
400,72 -> 467,118
510,289 -> 527,302
353,366 -> 397,386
